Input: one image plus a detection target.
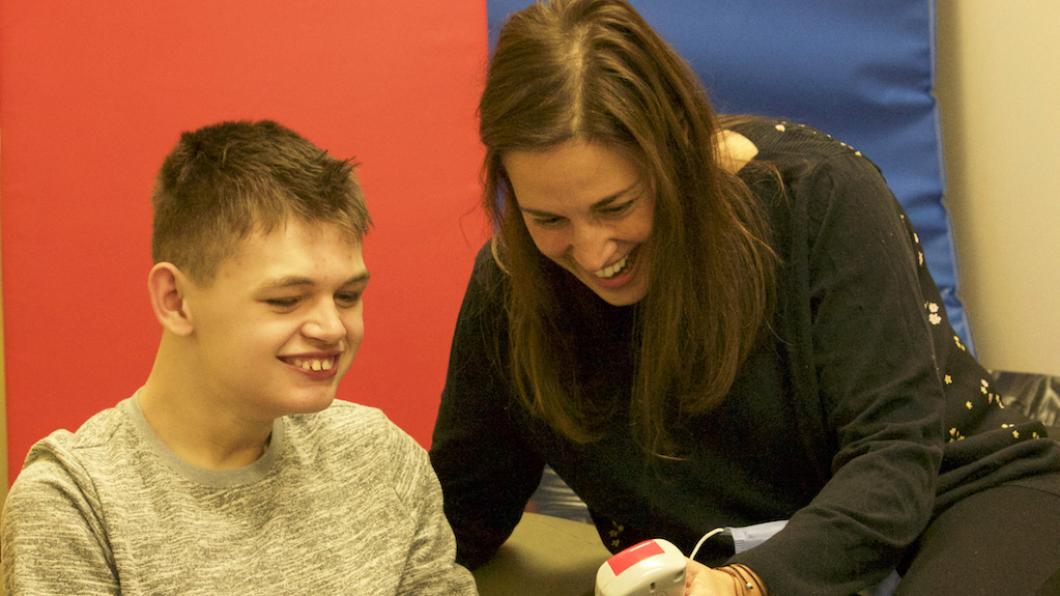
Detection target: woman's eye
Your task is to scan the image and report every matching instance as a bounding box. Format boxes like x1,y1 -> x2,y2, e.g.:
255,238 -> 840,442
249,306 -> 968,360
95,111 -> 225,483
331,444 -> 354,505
532,216 -> 564,228
599,201 -> 634,216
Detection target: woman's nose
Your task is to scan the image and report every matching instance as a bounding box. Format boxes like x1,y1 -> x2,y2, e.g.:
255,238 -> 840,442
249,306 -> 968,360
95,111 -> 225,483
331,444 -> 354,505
568,222 -> 616,273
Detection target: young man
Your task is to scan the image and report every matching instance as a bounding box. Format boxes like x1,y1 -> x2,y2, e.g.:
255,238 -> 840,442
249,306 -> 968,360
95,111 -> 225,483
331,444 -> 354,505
1,121 -> 477,594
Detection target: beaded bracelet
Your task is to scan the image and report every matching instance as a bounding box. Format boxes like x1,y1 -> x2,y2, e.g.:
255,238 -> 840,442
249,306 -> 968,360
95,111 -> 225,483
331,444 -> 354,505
717,563 -> 766,595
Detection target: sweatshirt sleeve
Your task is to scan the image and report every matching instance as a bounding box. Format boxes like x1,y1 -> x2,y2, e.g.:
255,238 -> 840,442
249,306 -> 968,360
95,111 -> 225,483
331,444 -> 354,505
731,153 -> 945,594
386,423 -> 478,596
2,440 -> 121,595
429,245 -> 547,569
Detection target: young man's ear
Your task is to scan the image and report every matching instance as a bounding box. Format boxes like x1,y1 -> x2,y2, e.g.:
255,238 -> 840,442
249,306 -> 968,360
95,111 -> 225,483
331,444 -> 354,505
147,263 -> 195,336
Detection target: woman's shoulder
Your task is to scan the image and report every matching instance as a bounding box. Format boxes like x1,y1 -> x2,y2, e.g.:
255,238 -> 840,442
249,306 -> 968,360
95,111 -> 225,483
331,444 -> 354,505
471,240 -> 508,282
732,118 -> 897,230
461,240 -> 513,312
728,117 -> 879,189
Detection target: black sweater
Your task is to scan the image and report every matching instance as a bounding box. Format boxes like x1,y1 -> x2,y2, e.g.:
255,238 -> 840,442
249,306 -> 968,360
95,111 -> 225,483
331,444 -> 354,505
430,119 -> 1060,595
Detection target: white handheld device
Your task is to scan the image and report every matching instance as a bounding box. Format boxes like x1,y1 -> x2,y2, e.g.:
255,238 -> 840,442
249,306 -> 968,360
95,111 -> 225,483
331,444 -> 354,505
595,538 -> 686,596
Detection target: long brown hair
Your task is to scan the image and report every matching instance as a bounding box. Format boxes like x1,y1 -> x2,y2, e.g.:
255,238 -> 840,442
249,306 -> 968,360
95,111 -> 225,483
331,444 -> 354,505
480,0 -> 777,454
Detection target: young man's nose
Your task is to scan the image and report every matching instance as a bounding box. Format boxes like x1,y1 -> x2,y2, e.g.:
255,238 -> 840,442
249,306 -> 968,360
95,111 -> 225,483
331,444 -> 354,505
302,302 -> 345,342
569,224 -> 617,272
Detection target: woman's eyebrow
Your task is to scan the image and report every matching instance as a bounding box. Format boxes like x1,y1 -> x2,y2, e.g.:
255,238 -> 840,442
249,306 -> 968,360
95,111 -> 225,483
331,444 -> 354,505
518,183 -> 641,216
591,183 -> 641,208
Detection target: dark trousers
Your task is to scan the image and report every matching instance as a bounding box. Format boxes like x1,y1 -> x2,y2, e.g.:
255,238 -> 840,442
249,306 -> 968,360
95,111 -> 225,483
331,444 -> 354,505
896,473 -> 1060,595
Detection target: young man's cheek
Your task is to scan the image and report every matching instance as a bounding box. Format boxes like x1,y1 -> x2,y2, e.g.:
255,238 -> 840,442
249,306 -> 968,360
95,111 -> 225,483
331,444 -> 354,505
254,320 -> 308,349
343,312 -> 365,343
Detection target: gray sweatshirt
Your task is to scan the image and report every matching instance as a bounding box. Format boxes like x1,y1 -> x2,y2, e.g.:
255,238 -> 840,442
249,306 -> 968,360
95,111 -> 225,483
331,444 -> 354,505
2,396 -> 477,595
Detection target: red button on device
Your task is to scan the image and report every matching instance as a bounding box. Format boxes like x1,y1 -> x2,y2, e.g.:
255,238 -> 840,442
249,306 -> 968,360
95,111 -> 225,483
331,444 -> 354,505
607,540 -> 666,576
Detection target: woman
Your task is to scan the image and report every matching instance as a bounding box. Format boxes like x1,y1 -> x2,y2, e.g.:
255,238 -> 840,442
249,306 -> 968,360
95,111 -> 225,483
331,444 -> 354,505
430,1 -> 1060,593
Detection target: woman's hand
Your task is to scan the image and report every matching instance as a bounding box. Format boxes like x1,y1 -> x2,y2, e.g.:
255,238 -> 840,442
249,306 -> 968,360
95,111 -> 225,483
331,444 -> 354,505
684,559 -> 737,595
685,560 -> 767,595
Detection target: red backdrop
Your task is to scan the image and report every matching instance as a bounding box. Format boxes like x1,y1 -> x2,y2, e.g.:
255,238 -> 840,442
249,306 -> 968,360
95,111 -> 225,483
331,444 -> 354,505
1,1 -> 489,483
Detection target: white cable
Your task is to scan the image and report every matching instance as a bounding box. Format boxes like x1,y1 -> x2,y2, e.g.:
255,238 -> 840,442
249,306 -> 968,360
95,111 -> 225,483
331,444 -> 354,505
688,527 -> 726,561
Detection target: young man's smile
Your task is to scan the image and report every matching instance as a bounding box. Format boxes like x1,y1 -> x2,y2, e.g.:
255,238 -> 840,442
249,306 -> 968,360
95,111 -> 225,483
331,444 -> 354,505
279,352 -> 343,378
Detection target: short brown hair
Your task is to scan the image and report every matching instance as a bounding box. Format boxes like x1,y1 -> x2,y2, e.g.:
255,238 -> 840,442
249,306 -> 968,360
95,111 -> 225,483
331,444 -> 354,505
151,120 -> 371,283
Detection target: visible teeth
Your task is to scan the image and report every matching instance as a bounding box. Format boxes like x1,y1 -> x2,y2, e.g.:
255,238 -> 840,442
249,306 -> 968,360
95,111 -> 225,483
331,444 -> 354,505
291,357 -> 335,371
595,254 -> 629,279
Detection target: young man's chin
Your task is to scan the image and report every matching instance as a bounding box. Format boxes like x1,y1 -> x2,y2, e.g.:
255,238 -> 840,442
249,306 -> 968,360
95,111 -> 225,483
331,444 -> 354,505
276,388 -> 340,416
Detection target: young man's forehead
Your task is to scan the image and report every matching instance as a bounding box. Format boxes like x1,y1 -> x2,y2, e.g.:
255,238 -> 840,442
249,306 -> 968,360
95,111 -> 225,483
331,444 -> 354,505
209,218 -> 365,280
